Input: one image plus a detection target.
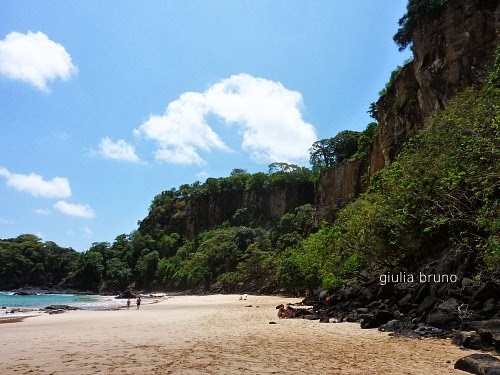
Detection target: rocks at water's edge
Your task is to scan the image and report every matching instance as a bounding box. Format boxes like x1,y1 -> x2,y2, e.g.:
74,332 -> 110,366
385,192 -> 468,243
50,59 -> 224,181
44,305 -> 79,315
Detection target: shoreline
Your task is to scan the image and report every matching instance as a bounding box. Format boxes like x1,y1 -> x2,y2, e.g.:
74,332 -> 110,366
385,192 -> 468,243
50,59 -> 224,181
0,292 -> 170,321
0,294 -> 484,374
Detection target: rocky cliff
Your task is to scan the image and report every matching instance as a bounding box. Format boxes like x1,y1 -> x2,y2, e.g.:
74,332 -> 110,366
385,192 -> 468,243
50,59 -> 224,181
139,181 -> 315,239
317,0 -> 499,218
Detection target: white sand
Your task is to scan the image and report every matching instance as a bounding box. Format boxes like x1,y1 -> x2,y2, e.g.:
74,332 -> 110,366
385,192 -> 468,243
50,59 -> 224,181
0,294 -> 480,374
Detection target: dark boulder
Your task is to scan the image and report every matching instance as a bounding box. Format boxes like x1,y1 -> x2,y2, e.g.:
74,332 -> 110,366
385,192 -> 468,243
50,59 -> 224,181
454,354 -> 500,374
379,319 -> 406,332
462,320 -> 500,351
426,312 -> 460,329
376,282 -> 394,300
471,282 -> 500,305
361,310 -> 394,329
436,298 -> 460,313
452,331 -> 485,350
416,296 -> 440,315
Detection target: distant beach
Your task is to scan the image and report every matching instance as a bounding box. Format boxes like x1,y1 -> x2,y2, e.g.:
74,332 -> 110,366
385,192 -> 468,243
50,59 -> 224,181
0,294 -> 479,374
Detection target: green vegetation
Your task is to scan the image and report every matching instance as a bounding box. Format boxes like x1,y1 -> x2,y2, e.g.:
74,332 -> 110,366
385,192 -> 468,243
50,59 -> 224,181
295,63 -> 499,290
309,122 -> 380,177
309,130 -> 361,173
378,59 -> 413,97
394,0 -> 448,51
0,234 -> 78,290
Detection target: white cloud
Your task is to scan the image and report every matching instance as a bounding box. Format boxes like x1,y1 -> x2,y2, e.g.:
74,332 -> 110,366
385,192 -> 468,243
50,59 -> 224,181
54,200 -> 95,219
0,31 -> 78,92
134,73 -> 316,165
0,166 -> 71,198
205,74 -> 317,163
0,217 -> 14,224
134,91 -> 229,166
98,136 -> 141,163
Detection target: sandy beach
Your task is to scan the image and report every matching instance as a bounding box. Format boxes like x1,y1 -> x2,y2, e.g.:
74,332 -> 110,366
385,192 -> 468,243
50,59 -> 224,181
0,294 -> 482,374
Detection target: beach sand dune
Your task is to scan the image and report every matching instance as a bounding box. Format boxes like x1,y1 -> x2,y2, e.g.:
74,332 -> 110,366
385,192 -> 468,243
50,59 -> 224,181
0,294 -> 478,374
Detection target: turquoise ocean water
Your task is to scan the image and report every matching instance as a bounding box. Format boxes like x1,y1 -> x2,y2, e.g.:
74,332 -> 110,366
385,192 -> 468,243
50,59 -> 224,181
0,292 -> 124,311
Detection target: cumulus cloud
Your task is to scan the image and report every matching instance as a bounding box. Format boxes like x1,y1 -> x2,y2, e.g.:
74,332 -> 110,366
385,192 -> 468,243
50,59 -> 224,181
0,166 -> 71,198
134,91 -> 229,166
98,137 -> 141,163
0,31 -> 78,92
54,200 -> 95,219
134,73 -> 316,165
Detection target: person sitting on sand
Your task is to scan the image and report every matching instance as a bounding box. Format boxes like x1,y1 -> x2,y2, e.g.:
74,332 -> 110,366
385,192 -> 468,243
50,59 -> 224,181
136,296 -> 141,310
284,305 -> 294,319
276,304 -> 286,318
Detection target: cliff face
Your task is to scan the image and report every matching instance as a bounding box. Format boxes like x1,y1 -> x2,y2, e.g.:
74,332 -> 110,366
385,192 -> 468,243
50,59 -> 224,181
140,182 -> 315,239
317,0 -> 499,218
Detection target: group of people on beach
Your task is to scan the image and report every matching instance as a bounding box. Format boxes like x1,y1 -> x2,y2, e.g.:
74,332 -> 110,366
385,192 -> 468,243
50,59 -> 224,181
126,296 -> 141,310
276,304 -> 294,319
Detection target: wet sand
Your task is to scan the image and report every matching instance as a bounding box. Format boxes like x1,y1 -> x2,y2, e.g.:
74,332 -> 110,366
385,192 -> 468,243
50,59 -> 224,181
0,294 -> 481,374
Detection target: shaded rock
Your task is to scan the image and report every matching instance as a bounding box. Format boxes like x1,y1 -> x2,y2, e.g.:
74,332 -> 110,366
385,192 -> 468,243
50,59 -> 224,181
416,296 -> 439,315
302,314 -> 321,320
426,311 -> 460,328
454,354 -> 500,374
462,278 -> 476,289
462,319 -> 500,351
319,315 -> 330,323
414,325 -> 443,336
413,282 -> 430,304
379,319 -> 406,332
472,282 -> 500,304
454,331 -> 485,350
481,299 -> 499,316
361,310 -> 394,329
377,282 -> 394,300
437,298 -> 460,313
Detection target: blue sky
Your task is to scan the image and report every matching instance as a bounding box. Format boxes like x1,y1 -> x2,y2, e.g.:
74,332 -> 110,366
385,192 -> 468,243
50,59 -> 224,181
0,1 -> 412,251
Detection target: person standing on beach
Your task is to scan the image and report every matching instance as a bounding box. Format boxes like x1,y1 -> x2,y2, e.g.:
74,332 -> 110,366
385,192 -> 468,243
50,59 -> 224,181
136,296 -> 141,309
126,299 -> 131,309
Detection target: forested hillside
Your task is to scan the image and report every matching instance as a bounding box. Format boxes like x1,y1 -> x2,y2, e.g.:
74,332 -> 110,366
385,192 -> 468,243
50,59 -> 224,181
1,0 -> 498,295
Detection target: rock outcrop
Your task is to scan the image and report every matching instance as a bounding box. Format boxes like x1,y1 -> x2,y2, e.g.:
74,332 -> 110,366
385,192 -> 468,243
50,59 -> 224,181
140,181 -> 315,239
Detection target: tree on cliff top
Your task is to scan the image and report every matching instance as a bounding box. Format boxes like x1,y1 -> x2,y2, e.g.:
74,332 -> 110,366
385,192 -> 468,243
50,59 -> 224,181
309,130 -> 360,174
394,0 -> 448,51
